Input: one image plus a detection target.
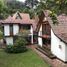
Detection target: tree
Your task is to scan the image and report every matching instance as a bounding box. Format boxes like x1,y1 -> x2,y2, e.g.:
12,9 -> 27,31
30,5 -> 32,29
6,0 -> 32,16
33,0 -> 67,24
38,0 -> 67,15
25,0 -> 38,8
0,0 -> 9,19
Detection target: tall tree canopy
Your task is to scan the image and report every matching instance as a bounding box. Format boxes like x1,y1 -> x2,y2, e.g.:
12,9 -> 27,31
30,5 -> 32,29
0,0 -> 8,19
34,0 -> 67,24
36,0 -> 67,15
0,0 -> 67,20
25,0 -> 38,8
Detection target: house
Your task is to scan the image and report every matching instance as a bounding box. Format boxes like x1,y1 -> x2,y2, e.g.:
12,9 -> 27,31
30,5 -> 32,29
36,10 -> 67,62
2,12 -> 35,45
2,10 -> 67,62
36,12 -> 51,47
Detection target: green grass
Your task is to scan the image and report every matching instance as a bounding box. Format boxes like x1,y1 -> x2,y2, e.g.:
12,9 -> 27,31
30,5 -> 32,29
0,49 -> 50,67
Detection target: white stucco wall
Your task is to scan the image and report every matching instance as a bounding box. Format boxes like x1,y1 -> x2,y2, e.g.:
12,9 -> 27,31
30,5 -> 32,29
65,44 -> 67,61
51,29 -> 66,62
30,25 -> 33,44
38,25 -> 42,47
5,37 -> 13,45
13,24 -> 19,35
4,25 -> 10,36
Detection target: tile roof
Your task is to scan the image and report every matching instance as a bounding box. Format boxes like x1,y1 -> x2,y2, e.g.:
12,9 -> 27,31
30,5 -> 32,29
2,12 -> 33,24
44,10 -> 67,44
2,12 -> 38,32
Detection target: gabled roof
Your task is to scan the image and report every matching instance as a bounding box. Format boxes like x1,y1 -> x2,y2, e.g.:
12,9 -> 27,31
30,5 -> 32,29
12,11 -> 30,20
2,12 -> 33,24
35,11 -> 48,32
44,10 -> 67,44
2,12 -> 39,32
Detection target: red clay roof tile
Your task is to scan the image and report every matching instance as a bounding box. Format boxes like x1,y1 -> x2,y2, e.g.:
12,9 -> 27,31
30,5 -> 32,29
44,10 -> 67,44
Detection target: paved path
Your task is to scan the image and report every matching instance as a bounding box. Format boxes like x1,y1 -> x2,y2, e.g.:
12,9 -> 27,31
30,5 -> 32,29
28,45 -> 67,67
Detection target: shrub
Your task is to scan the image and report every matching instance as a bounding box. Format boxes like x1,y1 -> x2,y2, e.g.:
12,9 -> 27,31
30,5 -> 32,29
0,31 -> 3,39
15,37 -> 28,47
5,37 -> 28,53
5,45 -> 27,53
5,44 -> 14,53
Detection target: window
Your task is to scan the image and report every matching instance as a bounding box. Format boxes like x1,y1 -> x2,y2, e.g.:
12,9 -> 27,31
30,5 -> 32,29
21,25 -> 30,30
42,24 -> 51,35
16,13 -> 22,19
59,45 -> 62,49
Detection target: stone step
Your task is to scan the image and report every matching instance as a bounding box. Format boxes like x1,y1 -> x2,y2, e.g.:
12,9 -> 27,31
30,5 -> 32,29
36,46 -> 56,59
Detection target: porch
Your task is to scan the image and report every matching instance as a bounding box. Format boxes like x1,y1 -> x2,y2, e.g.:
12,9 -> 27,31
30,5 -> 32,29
39,34 -> 51,48
37,33 -> 55,58
19,24 -> 33,44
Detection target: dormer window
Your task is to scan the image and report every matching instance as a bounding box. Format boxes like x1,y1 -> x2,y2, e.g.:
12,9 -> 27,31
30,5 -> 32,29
16,13 -> 22,19
16,15 -> 20,19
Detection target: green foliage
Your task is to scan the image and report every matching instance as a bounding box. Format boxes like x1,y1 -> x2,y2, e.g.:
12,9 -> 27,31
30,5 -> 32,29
18,31 -> 30,44
0,0 -> 9,19
15,37 -> 28,47
49,11 -> 58,24
0,0 -> 67,22
0,26 -> 3,39
0,49 -> 50,67
5,37 -> 28,53
0,31 -> 3,39
7,0 -> 36,15
25,0 -> 38,8
0,26 -> 3,32
5,44 -> 27,53
39,0 -> 67,14
19,29 -> 30,37
34,0 -> 67,24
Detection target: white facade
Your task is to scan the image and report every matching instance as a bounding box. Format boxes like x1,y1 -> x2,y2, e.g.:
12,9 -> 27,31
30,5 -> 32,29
5,37 -> 13,45
4,24 -> 19,36
13,24 -> 19,35
4,24 -> 34,45
51,29 -> 67,62
4,24 -> 19,45
4,25 -> 10,36
65,44 -> 67,61
38,25 -> 42,47
30,25 -> 33,44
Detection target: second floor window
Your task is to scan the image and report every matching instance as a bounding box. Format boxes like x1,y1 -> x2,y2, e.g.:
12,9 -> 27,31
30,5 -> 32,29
42,24 -> 51,35
20,25 -> 30,30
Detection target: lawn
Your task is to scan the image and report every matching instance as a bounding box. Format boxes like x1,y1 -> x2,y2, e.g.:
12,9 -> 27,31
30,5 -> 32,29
0,49 -> 50,67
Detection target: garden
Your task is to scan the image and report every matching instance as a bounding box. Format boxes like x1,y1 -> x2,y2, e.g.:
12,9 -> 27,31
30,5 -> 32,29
0,48 -> 50,67
0,32 -> 50,67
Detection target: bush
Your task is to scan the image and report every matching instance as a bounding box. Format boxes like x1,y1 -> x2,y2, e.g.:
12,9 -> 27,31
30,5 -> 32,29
0,31 -> 3,39
15,37 -> 28,47
5,37 -> 28,53
5,45 -> 27,53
